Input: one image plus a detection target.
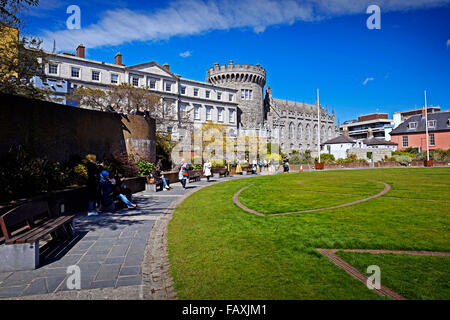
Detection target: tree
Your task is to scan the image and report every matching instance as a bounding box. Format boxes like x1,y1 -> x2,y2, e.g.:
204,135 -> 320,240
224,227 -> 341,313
0,1 -> 52,100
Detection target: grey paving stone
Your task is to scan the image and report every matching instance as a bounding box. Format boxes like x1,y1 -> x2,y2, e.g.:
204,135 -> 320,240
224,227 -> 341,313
123,254 -> 144,267
91,280 -> 116,289
116,275 -> 142,287
72,241 -> 95,250
22,278 -> 48,296
46,254 -> 83,268
94,239 -> 117,247
0,285 -> 27,298
86,247 -> 111,256
78,263 -> 102,277
95,264 -> 121,282
109,245 -> 129,257
104,257 -> 125,265
0,272 -> 13,282
114,238 -> 133,246
127,244 -> 147,256
119,266 -> 141,277
0,271 -> 37,286
79,253 -> 107,264
81,236 -> 99,241
46,275 -> 67,292
43,267 -> 69,277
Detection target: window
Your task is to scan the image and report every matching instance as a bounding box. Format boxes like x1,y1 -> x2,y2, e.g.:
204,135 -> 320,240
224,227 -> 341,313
111,74 -> 118,84
206,107 -> 212,121
429,134 -> 435,146
428,120 -> 436,128
71,67 -> 80,78
194,105 -> 200,120
229,94 -> 233,102
218,108 -> 223,122
229,109 -> 235,123
402,136 -> 408,147
181,86 -> 186,94
193,88 -> 199,97
206,90 -> 210,98
180,104 -> 187,118
132,77 -> 139,86
447,118 -> 450,127
241,89 -> 253,100
409,122 -> 417,129
92,70 -> 100,81
48,64 -> 58,74
297,124 -> 302,139
165,82 -> 172,92
289,123 -> 294,139
217,92 -> 222,100
149,78 -> 156,89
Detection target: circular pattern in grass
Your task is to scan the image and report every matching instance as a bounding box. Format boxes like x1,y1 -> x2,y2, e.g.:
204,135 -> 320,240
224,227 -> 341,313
234,179 -> 390,215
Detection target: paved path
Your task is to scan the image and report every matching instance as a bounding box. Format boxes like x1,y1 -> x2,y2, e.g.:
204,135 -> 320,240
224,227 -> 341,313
0,174 -> 253,300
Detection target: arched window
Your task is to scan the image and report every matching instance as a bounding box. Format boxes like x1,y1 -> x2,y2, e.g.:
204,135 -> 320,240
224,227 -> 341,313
321,125 -> 325,140
328,127 -> 332,140
305,124 -> 310,141
289,122 -> 294,139
297,123 -> 302,140
313,124 -> 318,141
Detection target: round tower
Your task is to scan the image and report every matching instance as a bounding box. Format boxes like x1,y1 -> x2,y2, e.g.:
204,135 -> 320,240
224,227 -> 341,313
206,60 -> 266,128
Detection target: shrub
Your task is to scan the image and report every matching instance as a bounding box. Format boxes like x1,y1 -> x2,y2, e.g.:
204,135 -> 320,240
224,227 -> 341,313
392,151 -> 416,158
320,153 -> 335,164
73,164 -> 88,185
394,154 -> 412,166
212,159 -> 225,167
136,160 -> 154,176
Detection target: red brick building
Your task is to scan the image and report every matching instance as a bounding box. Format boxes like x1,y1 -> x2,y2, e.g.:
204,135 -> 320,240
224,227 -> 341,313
390,110 -> 450,151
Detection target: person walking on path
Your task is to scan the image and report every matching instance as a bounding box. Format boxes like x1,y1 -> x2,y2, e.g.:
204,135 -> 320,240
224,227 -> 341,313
236,160 -> 243,175
86,154 -> 101,216
178,158 -> 189,190
203,159 -> 212,182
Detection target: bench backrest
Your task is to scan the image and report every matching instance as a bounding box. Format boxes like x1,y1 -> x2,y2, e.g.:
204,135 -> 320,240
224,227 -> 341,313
0,201 -> 50,240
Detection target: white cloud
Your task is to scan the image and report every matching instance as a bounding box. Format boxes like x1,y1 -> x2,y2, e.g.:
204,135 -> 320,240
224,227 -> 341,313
179,50 -> 192,58
38,0 -> 450,51
447,39 -> 450,48
363,77 -> 374,85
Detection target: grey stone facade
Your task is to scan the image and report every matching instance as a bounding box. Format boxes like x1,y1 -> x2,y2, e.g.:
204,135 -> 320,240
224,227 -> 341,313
206,61 -> 338,154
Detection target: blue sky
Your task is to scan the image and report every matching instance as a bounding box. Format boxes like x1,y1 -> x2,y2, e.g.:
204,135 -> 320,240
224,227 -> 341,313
20,0 -> 450,123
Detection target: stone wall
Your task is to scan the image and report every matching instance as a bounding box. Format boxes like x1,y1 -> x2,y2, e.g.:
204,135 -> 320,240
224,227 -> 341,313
347,147 -> 392,162
0,93 -> 156,163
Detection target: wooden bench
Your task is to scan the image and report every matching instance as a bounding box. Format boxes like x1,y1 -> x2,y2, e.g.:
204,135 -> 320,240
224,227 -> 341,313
188,171 -> 201,183
0,201 -> 76,271
212,167 -> 229,178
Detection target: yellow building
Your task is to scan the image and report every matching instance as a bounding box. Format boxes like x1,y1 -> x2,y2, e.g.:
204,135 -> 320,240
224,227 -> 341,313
0,23 -> 19,79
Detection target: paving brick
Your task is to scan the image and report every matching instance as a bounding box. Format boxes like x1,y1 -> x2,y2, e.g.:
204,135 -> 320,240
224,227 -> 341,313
46,254 -> 83,268
77,263 -> 102,277
0,272 -> 12,282
22,278 -> 48,296
95,264 -> 121,282
91,280 -> 116,289
123,254 -> 144,267
104,257 -> 125,265
109,245 -> 129,257
0,285 -> 27,298
116,275 -> 142,287
46,275 -> 67,292
79,254 -> 107,264
119,266 -> 141,277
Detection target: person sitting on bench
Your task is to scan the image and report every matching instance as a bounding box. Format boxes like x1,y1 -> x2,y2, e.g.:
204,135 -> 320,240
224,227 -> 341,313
112,171 -> 137,209
149,165 -> 171,191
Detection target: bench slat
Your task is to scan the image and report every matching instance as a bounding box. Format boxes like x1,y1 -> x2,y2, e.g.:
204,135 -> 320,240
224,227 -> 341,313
5,215 -> 75,244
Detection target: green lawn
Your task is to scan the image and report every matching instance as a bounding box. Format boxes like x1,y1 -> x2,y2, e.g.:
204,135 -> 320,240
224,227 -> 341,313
336,251 -> 450,300
167,168 -> 450,299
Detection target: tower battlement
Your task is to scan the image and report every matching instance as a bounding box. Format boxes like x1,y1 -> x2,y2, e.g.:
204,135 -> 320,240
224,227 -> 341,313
206,60 -> 266,86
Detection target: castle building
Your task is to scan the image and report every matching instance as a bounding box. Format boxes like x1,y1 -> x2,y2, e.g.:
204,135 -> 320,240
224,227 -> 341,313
37,45 -> 338,155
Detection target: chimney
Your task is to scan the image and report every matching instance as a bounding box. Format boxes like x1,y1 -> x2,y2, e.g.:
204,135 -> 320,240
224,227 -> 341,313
163,63 -> 170,71
76,44 -> 85,58
342,125 -> 349,136
115,52 -> 123,66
